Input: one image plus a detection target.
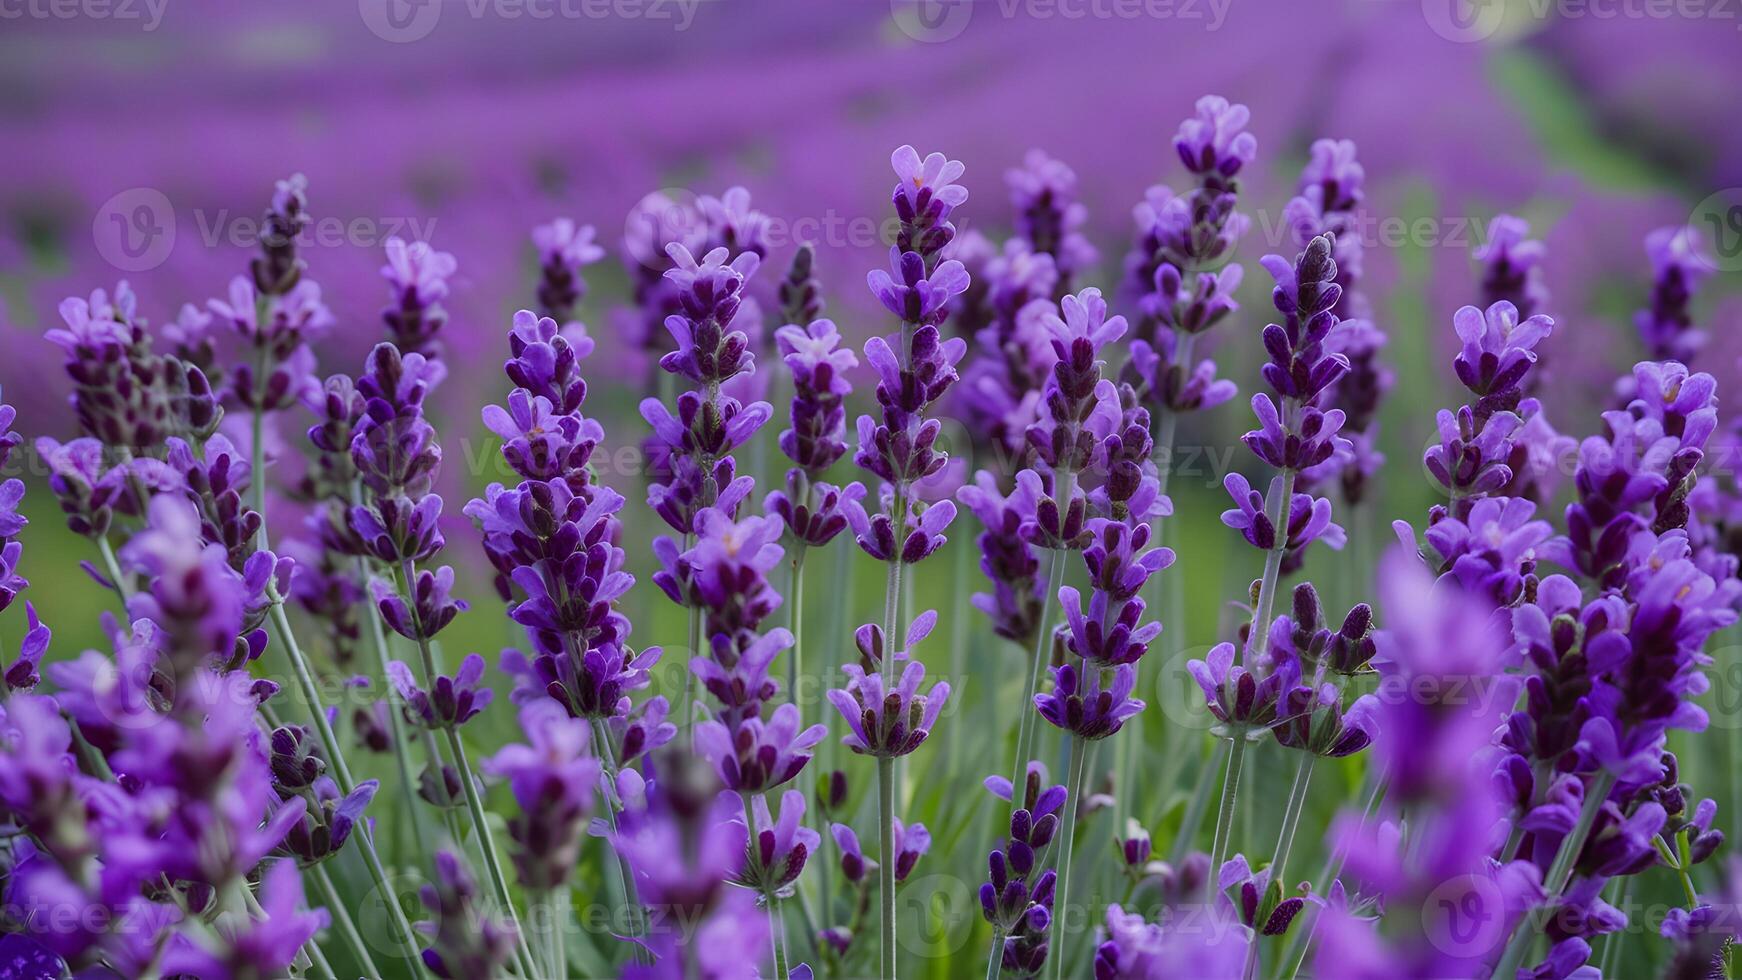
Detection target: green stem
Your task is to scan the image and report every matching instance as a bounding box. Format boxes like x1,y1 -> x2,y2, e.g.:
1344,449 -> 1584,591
1206,735 -> 1248,900
1269,753 -> 1316,886
1010,548 -> 1066,806
680,532 -> 700,735
877,756 -> 897,980
265,597 -> 425,974
1490,772 -> 1613,979
789,549 -> 806,712
589,716 -> 649,964
312,862 -> 381,979
770,894 -> 791,980
1246,470 -> 1297,664
985,926 -> 1007,980
543,888 -> 567,980
1596,877 -> 1631,976
443,725 -> 539,980
357,552 -> 430,859
303,931 -> 335,979
95,536 -> 134,604
1048,735 -> 1090,980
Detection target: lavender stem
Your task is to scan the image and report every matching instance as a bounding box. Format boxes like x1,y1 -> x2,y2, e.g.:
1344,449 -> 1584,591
770,894 -> 791,980
1245,468 -> 1296,664
357,549 -> 432,854
878,755 -> 897,980
587,715 -> 648,963
1047,733 -> 1089,980
1206,735 -> 1248,901
1009,547 -> 1065,804
264,592 -> 426,973
312,860 -> 381,979
443,723 -> 540,979
95,536 -> 133,603
1490,771 -> 1614,979
250,404 -> 268,552
1268,753 -> 1316,891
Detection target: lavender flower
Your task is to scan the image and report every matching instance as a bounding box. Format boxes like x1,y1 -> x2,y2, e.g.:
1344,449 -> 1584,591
532,217 -> 605,324
766,318 -> 863,548
1635,226 -> 1713,364
981,770 -> 1064,976
388,652 -> 493,729
695,701 -> 825,792
1475,214 -> 1549,319
484,700 -> 601,890
1034,661 -> 1143,741
469,312 -> 664,760
829,658 -> 952,758
958,471 -> 1045,644
1315,551 -> 1542,979
736,789 -> 820,896
419,850 -> 520,979
1006,148 -> 1097,291
827,816 -> 931,888
380,236 -> 458,359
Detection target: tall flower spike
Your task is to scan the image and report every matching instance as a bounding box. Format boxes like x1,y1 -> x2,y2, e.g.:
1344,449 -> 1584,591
766,318 -> 865,548
532,218 -> 604,325
380,237 -> 458,359
1006,148 -> 1097,292
1636,225 -> 1713,365
483,700 -> 600,891
1475,213 -> 1549,320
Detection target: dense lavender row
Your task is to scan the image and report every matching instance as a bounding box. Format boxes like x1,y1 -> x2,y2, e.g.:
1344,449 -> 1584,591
1,95 -> 1739,980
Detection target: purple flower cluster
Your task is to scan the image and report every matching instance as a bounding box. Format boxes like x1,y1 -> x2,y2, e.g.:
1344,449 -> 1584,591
619,186 -> 770,387
533,217 -> 605,326
1119,98 -> 1254,484
209,175 -> 332,414
1037,520 -> 1170,740
1635,226 -> 1713,364
47,282 -> 220,454
641,241 -> 773,555
380,236 -> 459,360
470,306 -> 669,780
1314,552 -> 1541,978
1476,213 -> 1550,320
981,764 -> 1065,976
765,317 -> 863,548
1278,139 -> 1392,502
1403,299 -> 1564,603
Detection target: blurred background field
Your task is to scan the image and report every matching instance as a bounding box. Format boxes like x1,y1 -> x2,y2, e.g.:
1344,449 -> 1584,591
3,1 -> 1741,975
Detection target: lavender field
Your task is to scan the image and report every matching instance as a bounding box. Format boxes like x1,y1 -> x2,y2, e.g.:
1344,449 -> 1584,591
2,1 -> 1742,977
